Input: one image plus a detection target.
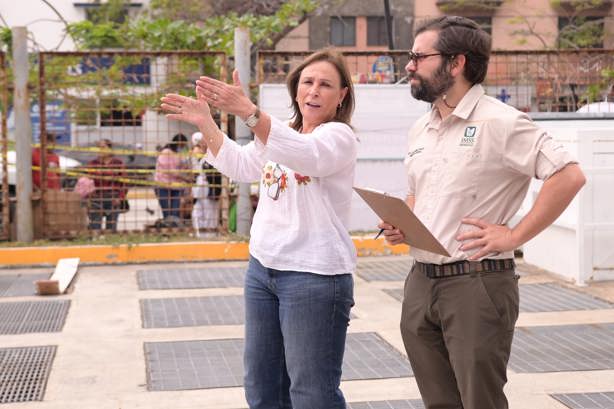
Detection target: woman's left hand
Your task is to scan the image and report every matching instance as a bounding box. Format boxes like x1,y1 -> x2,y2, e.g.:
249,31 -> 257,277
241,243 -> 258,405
160,93 -> 211,128
196,70 -> 256,119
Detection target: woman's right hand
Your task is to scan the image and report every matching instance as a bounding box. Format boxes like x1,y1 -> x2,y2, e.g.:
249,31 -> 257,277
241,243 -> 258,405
377,221 -> 405,245
160,92 -> 212,128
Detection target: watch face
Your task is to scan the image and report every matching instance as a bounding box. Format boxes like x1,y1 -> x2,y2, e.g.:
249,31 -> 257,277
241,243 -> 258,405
246,115 -> 258,127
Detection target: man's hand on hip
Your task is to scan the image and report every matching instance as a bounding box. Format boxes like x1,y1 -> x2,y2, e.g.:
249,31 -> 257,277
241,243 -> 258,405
456,218 -> 518,260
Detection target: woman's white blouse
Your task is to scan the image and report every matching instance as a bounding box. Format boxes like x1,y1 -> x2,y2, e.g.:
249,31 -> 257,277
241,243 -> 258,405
206,116 -> 358,276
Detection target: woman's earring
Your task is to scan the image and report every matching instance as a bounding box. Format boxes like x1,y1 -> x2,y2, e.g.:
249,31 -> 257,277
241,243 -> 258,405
338,102 -> 342,108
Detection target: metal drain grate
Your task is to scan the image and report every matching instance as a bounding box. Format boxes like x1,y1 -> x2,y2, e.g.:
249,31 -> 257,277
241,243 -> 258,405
552,392 -> 614,409
145,332 -> 410,391
0,274 -> 51,297
137,266 -> 246,290
383,284 -> 613,313
0,346 -> 56,403
383,288 -> 404,302
520,283 -> 612,312
348,400 -> 425,409
141,295 -> 245,328
510,324 -> 614,373
0,300 -> 70,334
356,260 -> 411,282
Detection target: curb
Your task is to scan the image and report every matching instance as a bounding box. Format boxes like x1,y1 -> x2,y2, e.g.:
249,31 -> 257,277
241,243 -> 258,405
0,238 -> 409,266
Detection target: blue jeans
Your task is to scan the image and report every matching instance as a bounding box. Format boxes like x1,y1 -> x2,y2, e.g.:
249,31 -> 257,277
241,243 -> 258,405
155,187 -> 182,219
244,256 -> 354,409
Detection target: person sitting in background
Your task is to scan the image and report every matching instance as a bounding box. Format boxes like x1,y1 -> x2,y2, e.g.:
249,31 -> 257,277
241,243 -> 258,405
154,133 -> 190,222
32,133 -> 61,191
87,139 -> 126,232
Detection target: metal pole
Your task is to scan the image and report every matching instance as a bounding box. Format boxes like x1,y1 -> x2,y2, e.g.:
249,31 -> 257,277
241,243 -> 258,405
383,0 -> 394,50
234,27 -> 253,236
12,27 -> 34,242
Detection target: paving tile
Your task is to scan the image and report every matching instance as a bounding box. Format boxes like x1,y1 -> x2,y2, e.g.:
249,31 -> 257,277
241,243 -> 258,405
144,332 -> 411,390
0,301 -> 70,334
137,266 -> 246,290
0,346 -> 56,403
510,324 -> 614,373
348,400 -> 425,409
141,295 -> 244,328
0,274 -> 51,297
552,392 -> 614,409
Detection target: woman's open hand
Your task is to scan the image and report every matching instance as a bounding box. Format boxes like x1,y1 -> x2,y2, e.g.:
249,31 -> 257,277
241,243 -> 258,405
160,92 -> 211,128
196,70 -> 256,119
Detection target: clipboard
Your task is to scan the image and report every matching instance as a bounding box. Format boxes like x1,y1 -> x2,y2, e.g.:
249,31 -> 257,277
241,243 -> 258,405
354,187 -> 451,257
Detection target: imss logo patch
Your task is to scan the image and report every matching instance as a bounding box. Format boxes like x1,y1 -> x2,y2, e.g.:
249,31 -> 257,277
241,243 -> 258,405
460,126 -> 477,146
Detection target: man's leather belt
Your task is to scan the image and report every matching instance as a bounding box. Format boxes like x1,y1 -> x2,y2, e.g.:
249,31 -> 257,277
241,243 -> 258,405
415,258 -> 515,279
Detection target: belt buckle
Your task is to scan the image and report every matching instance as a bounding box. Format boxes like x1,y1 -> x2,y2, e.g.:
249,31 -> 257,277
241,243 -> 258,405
468,260 -> 482,276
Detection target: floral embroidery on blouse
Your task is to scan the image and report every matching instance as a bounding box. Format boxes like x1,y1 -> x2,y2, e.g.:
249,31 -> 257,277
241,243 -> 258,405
262,162 -> 288,200
294,173 -> 312,185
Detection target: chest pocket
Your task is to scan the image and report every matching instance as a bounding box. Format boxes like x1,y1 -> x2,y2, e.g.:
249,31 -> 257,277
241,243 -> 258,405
440,148 -> 483,197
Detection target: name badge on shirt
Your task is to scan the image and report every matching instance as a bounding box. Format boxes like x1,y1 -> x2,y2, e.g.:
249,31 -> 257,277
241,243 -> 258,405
460,126 -> 477,146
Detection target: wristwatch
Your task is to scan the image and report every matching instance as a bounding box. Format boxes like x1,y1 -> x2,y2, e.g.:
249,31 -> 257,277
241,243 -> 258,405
244,107 -> 260,128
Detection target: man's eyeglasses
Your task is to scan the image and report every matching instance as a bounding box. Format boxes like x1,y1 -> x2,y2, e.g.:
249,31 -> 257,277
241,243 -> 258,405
407,51 -> 444,66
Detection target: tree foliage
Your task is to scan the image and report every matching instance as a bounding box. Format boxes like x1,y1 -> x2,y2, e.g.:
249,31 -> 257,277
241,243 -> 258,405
66,0 -> 317,53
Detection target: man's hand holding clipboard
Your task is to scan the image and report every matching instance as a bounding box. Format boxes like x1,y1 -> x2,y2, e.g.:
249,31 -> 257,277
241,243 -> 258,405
353,187 -> 450,257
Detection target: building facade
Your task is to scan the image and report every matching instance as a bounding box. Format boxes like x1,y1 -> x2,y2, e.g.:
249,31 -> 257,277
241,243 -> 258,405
415,0 -> 614,50
275,0 -> 414,51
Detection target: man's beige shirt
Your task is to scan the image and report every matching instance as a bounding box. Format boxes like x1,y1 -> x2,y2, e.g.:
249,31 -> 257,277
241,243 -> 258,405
405,84 -> 575,264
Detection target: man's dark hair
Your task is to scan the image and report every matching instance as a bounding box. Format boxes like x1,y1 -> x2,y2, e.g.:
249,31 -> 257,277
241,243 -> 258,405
415,16 -> 491,85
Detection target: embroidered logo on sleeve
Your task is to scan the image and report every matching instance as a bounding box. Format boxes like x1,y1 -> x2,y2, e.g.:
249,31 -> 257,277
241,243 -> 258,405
460,126 -> 477,146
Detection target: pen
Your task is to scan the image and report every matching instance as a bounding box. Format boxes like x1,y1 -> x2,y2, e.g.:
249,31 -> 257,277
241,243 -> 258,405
374,228 -> 385,240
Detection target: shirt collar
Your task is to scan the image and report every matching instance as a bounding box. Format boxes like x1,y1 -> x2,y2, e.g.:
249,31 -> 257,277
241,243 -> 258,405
452,83 -> 484,120
425,84 -> 484,129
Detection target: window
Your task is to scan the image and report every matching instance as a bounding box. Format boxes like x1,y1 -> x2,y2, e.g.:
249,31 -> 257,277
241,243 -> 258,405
558,16 -> 604,48
100,100 -> 142,127
330,17 -> 356,47
367,16 -> 390,46
467,16 -> 492,35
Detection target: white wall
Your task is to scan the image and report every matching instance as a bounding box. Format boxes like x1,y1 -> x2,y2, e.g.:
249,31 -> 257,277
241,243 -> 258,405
519,120 -> 614,284
259,83 -> 430,231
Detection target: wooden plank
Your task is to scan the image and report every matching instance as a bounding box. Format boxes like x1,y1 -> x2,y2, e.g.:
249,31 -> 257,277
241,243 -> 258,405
35,257 -> 80,295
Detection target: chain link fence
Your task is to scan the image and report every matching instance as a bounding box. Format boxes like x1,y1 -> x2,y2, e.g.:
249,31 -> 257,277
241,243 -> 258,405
36,51 -> 229,239
258,49 -> 614,112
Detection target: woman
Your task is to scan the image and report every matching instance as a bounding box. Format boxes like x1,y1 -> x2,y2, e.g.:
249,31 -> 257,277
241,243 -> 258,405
161,49 -> 357,409
87,139 -> 126,232
154,133 -> 190,221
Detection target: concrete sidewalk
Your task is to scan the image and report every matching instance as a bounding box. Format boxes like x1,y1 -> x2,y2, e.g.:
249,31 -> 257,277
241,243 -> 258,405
1,256 -> 614,409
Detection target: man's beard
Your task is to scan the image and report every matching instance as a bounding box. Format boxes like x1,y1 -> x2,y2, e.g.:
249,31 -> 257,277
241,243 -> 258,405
409,61 -> 454,103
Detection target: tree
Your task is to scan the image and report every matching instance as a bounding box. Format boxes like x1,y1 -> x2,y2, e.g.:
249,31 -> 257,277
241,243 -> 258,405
66,0 -> 318,53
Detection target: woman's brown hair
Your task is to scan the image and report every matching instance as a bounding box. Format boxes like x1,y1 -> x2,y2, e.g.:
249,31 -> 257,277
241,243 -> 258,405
286,49 -> 355,131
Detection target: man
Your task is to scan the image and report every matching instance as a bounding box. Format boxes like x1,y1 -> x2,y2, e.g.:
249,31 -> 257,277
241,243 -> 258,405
378,16 -> 586,409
